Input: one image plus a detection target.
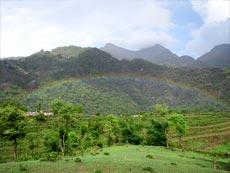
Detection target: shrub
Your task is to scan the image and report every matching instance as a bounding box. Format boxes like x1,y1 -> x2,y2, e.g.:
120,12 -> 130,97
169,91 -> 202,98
94,170 -> 103,173
170,162 -> 177,165
36,113 -> 46,121
91,152 -> 99,156
74,157 -> 81,162
103,152 -> 110,155
49,152 -> 58,161
146,154 -> 153,159
142,166 -> 155,172
40,152 -> 59,162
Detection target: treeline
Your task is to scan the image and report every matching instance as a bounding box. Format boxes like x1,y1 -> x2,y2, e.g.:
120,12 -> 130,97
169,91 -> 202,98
0,101 -> 186,162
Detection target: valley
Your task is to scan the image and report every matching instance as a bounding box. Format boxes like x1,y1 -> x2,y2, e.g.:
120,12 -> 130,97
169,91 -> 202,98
0,44 -> 229,173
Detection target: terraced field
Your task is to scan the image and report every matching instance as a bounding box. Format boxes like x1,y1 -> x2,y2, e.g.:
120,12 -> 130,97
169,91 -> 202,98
170,112 -> 230,156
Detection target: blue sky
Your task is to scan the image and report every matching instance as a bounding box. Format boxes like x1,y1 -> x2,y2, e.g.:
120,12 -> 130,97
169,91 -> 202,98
1,0 -> 229,58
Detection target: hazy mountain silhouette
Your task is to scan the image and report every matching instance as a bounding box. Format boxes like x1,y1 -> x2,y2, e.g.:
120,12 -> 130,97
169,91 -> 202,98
101,43 -> 204,67
198,44 -> 230,67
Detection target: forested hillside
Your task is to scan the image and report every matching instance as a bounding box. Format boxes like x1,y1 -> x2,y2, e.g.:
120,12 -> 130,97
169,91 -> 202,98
0,46 -> 230,113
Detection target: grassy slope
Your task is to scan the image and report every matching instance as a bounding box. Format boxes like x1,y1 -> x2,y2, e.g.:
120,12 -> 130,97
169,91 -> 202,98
0,145 -> 229,173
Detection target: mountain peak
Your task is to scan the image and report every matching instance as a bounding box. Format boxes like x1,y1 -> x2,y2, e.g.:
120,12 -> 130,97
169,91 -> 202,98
51,45 -> 89,58
104,43 -> 117,47
153,43 -> 165,49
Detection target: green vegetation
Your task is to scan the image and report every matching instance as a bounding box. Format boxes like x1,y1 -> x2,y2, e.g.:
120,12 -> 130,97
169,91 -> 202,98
22,78 -> 227,114
0,145 -> 229,173
1,47 -> 230,108
0,101 -> 173,162
51,45 -> 90,58
0,101 -> 229,173
0,104 -> 27,160
0,46 -> 229,172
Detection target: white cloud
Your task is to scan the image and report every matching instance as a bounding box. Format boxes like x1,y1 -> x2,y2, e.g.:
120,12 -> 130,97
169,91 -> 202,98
186,0 -> 230,57
0,0 -> 175,57
186,19 -> 230,57
191,0 -> 230,23
98,28 -> 177,50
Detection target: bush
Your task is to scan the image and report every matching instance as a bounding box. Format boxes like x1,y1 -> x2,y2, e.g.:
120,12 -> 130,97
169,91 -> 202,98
142,167 -> 155,172
49,152 -> 58,161
36,113 -> 46,121
146,154 -> 153,159
94,170 -> 103,173
18,154 -> 29,161
74,157 -> 81,162
91,152 -> 99,156
103,152 -> 110,155
170,162 -> 177,165
40,152 -> 59,162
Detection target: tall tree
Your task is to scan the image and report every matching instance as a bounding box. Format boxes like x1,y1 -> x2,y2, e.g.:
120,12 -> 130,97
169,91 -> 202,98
51,99 -> 78,156
0,104 -> 27,160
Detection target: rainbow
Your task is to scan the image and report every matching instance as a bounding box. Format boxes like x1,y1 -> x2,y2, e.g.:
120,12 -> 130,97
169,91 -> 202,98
25,73 -> 229,107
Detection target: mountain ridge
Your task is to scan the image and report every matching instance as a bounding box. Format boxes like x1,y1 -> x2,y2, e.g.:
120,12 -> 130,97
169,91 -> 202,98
101,43 -> 229,68
198,44 -> 230,67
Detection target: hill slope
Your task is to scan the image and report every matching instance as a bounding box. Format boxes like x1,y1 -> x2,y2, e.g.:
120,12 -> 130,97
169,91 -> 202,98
0,145 -> 229,173
198,44 -> 230,67
22,77 -> 227,114
1,46 -> 230,112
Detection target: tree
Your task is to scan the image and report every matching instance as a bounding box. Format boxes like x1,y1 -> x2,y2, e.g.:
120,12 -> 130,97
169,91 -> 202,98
168,113 -> 186,151
103,115 -> 121,146
146,119 -> 168,146
51,99 -> 78,156
0,104 -> 27,160
154,103 -> 168,115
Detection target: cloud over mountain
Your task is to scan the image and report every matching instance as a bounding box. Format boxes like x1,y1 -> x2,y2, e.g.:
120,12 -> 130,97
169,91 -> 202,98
186,1 -> 230,57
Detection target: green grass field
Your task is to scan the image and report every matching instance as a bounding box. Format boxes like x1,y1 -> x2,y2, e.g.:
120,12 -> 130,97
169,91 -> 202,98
0,145 -> 229,173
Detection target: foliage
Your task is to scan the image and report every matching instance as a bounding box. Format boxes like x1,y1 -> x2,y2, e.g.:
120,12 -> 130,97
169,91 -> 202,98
0,101 -> 170,162
22,78 -> 227,115
168,114 -> 186,137
142,166 -> 155,172
154,103 -> 168,115
146,154 -> 153,159
0,103 -> 27,159
146,119 -> 168,146
74,157 -> 81,162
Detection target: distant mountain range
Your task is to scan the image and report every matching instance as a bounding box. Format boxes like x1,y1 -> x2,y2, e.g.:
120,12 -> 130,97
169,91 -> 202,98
101,43 -> 230,68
